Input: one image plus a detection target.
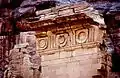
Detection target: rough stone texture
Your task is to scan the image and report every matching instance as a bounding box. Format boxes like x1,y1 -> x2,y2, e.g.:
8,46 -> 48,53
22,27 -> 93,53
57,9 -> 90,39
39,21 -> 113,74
5,31 -> 41,78
2,3 -> 119,78
17,2 -> 105,31
0,1 -> 120,78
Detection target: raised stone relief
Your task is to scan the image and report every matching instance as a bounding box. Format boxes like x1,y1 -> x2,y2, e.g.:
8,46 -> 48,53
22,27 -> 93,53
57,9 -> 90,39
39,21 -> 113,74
75,29 -> 88,44
56,33 -> 69,48
38,37 -> 48,50
36,27 -> 96,51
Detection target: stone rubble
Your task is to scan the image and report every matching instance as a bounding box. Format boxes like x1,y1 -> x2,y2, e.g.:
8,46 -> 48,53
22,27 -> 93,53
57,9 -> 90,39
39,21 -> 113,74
5,32 -> 41,78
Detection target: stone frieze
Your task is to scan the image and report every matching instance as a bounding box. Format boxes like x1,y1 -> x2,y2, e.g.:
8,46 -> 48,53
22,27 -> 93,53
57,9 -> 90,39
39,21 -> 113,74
36,27 -> 99,52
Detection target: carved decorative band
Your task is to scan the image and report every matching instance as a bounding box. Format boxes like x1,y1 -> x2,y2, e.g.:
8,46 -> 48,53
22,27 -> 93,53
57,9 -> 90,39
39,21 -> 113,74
36,28 -> 95,50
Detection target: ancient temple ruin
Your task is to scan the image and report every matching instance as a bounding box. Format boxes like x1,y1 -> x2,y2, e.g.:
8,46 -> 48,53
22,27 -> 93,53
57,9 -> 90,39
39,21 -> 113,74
0,0 -> 120,78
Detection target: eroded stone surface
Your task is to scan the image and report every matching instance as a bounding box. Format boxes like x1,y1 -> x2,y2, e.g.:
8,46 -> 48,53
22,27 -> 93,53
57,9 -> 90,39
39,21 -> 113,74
5,32 -> 41,78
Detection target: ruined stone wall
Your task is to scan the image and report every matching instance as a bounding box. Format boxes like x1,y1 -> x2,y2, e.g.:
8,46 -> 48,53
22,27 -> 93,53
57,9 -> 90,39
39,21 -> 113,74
6,31 -> 41,78
36,25 -> 105,78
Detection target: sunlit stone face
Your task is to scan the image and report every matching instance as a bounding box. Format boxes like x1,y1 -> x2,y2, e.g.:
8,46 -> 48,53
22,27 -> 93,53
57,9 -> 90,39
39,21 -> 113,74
36,29 -> 88,50
36,25 -> 106,78
36,25 -> 100,51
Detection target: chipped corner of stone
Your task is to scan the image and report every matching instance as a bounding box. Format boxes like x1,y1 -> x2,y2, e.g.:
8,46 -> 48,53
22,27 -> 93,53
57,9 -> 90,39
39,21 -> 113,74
14,42 -> 29,49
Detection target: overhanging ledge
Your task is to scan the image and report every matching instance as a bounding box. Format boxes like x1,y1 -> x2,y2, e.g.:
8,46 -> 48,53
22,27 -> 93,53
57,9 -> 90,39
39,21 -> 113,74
16,13 -> 99,32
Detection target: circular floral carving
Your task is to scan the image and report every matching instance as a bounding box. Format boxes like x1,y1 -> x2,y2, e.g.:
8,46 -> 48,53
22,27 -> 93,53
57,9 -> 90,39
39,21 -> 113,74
76,30 -> 88,43
56,34 -> 67,47
38,38 -> 48,49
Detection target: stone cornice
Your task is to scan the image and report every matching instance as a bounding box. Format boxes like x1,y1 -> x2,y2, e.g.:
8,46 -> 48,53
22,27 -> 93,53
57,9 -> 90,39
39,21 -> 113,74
16,2 -> 100,31
17,13 -> 98,31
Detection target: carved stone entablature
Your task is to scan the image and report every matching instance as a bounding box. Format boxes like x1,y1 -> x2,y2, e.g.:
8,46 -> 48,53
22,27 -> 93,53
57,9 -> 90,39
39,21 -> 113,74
36,25 -> 103,54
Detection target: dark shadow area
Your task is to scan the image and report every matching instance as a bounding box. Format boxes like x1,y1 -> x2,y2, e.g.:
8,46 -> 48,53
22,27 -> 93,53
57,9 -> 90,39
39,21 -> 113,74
112,53 -> 120,72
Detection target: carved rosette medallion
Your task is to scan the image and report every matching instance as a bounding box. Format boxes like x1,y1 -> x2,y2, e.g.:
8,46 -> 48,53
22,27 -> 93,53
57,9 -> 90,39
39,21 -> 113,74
38,37 -> 48,50
76,29 -> 88,44
56,33 -> 68,47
